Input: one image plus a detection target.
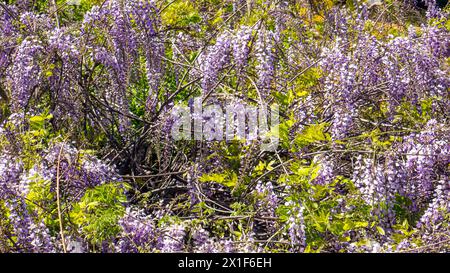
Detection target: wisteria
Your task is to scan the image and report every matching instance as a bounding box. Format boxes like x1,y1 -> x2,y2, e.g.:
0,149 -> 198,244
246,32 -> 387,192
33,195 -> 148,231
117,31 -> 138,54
286,203 -> 306,252
255,30 -> 276,99
8,38 -> 43,112
200,32 -> 232,93
115,208 -> 158,252
0,0 -> 449,254
233,26 -> 253,70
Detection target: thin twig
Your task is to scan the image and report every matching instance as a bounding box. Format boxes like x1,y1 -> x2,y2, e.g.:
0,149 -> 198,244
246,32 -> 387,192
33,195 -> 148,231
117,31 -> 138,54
56,145 -> 67,253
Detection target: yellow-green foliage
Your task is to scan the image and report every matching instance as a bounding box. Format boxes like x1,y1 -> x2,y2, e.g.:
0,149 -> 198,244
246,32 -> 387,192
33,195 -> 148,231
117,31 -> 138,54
199,171 -> 237,188
70,183 -> 128,246
294,123 -> 331,148
161,0 -> 201,27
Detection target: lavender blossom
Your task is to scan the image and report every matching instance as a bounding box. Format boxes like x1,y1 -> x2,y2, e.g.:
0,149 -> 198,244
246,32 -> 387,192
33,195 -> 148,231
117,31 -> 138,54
8,38 -> 43,112
233,26 -> 253,69
255,31 -> 276,98
201,33 -> 232,93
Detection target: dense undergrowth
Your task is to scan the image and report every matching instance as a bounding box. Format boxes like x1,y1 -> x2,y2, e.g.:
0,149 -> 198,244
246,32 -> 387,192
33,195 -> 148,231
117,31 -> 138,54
0,0 -> 449,253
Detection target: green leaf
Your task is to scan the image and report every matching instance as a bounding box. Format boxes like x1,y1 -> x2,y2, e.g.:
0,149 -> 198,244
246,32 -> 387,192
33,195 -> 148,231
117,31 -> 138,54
295,123 -> 331,147
29,114 -> 53,130
69,183 -> 127,246
376,226 -> 386,236
199,172 -> 237,188
29,116 -> 46,129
